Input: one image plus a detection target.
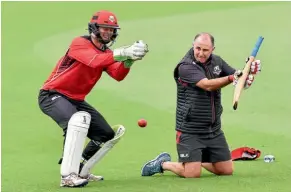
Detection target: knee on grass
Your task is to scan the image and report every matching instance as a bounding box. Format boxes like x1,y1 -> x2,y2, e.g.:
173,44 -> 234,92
214,161 -> 234,176
182,162 -> 202,178
181,168 -> 233,178
215,167 -> 234,175
182,172 -> 201,178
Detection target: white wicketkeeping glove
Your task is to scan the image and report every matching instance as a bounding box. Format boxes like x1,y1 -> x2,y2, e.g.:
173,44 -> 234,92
113,40 -> 149,62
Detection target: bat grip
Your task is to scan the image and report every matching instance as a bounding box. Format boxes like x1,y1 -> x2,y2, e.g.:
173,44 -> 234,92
251,36 -> 264,57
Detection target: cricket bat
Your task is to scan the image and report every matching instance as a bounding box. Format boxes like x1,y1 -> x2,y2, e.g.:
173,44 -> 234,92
232,36 -> 264,110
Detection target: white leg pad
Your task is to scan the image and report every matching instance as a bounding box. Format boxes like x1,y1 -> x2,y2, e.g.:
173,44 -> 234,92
61,111 -> 91,176
79,125 -> 125,177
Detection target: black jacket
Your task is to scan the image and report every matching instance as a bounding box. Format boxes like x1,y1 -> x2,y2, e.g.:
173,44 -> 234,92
174,48 -> 235,134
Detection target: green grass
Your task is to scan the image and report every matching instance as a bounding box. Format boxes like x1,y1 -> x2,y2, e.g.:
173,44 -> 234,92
2,1 -> 291,192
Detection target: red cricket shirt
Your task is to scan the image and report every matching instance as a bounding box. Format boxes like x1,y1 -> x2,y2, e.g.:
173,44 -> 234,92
41,36 -> 130,101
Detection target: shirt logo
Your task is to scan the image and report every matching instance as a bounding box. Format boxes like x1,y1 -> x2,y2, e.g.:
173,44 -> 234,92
213,65 -> 221,75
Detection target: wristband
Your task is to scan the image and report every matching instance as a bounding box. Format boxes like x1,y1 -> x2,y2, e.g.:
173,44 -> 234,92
228,75 -> 234,82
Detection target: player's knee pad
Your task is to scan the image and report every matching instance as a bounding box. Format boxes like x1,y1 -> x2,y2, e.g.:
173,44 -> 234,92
68,111 -> 91,130
61,111 -> 91,176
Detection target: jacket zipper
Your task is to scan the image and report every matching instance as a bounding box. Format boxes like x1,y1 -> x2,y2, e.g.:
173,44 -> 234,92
204,66 -> 216,124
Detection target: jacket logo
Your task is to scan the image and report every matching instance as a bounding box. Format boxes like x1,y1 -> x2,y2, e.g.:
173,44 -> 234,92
213,65 -> 221,75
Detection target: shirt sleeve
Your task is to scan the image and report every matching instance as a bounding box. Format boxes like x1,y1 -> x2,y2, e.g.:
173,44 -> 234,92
179,63 -> 207,85
68,37 -> 116,68
105,62 -> 130,81
220,58 -> 236,77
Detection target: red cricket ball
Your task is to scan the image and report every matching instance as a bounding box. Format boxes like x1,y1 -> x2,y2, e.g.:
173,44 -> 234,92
138,119 -> 147,128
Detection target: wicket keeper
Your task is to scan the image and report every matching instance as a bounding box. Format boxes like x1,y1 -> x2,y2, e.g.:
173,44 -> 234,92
38,10 -> 149,187
141,33 -> 261,178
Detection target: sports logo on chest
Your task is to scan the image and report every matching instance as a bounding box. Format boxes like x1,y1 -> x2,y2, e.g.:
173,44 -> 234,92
213,65 -> 222,75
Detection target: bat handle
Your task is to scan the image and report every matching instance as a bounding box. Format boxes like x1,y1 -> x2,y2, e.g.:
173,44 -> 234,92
251,36 -> 264,57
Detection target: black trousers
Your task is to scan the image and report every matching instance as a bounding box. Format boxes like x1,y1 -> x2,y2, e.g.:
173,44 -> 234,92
38,89 -> 115,161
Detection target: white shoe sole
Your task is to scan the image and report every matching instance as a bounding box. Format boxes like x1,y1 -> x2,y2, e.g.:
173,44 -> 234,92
60,180 -> 89,188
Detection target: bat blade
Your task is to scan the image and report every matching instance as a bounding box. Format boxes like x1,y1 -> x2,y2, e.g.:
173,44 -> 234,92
232,36 -> 264,110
